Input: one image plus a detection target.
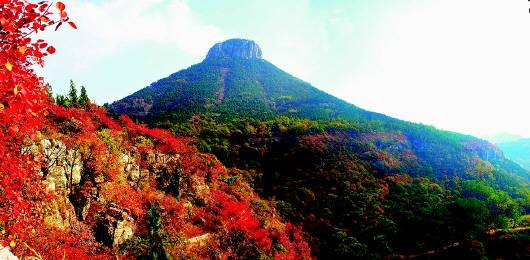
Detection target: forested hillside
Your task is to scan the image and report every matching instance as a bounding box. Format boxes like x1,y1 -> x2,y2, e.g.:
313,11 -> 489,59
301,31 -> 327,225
166,116 -> 530,258
111,39 -> 530,258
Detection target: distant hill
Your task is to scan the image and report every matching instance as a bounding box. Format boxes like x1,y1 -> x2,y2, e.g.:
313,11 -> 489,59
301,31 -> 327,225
497,138 -> 530,170
110,39 -> 530,258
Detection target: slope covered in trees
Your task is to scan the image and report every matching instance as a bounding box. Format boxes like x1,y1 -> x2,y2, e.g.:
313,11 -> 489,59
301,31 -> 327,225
22,104 -> 310,259
168,116 -> 530,258
110,39 -> 530,258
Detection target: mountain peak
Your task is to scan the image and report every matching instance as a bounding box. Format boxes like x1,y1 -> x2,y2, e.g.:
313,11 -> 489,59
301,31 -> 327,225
205,39 -> 263,60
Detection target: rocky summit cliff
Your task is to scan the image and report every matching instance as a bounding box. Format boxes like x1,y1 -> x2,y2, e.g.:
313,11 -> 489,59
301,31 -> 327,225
205,38 -> 263,60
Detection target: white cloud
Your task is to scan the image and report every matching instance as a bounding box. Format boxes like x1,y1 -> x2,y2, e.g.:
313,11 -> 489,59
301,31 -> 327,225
42,0 -> 225,70
39,0 -> 226,102
337,0 -> 530,137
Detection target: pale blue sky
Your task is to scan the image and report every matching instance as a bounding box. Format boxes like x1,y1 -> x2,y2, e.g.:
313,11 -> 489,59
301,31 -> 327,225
40,0 -> 530,138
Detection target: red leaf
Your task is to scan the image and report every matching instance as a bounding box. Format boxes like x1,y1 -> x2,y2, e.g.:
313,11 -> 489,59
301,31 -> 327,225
0,17 -> 8,28
39,3 -> 48,13
25,4 -> 37,12
8,126 -> 19,136
55,2 -> 66,12
68,21 -> 77,29
40,16 -> 50,23
46,46 -> 56,54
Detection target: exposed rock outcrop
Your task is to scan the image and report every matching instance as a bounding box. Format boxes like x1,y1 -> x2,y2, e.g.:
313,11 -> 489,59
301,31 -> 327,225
94,203 -> 135,248
45,195 -> 77,230
0,245 -> 18,260
34,137 -> 211,250
205,39 -> 263,60
187,233 -> 210,247
40,139 -> 81,192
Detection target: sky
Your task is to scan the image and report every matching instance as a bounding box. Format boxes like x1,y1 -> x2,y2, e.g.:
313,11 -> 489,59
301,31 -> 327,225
39,0 -> 530,139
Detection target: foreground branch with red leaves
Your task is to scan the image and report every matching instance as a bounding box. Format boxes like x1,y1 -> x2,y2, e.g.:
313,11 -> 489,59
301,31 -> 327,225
0,0 -> 75,244
0,1 -> 311,259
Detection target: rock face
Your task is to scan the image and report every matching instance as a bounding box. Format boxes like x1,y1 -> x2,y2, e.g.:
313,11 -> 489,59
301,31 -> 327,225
0,245 -> 18,260
34,136 -> 212,250
205,39 -> 263,60
41,139 -> 82,192
94,203 -> 135,248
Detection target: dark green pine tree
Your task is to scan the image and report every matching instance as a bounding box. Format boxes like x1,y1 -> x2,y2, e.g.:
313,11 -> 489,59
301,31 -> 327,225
56,94 -> 68,107
68,79 -> 78,105
46,83 -> 54,101
146,202 -> 169,260
79,85 -> 90,106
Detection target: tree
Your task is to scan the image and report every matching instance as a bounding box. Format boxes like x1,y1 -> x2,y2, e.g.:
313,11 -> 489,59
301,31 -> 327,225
56,94 -> 69,107
46,83 -> 54,101
119,202 -> 170,259
79,85 -> 90,106
68,79 -> 78,105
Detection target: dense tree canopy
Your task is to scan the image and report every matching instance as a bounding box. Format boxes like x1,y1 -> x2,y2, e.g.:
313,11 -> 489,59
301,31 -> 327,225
167,115 -> 530,258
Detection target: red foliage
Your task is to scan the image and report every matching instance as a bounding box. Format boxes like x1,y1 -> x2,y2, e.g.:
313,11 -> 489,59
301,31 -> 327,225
19,224 -> 113,260
204,189 -> 311,258
0,0 -> 75,242
273,223 -> 312,260
120,115 -> 194,155
93,106 -> 123,131
220,198 -> 272,249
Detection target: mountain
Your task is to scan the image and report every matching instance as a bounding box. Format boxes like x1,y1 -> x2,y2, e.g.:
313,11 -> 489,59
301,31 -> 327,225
110,39 -> 530,258
110,38 -> 530,182
109,38 -> 389,123
497,138 -> 530,170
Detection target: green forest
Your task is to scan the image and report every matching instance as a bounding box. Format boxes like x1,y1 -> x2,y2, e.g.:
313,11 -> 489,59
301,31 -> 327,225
161,115 -> 530,258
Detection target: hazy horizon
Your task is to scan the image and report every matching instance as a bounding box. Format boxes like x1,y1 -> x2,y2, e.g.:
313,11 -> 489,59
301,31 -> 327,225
39,0 -> 530,139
